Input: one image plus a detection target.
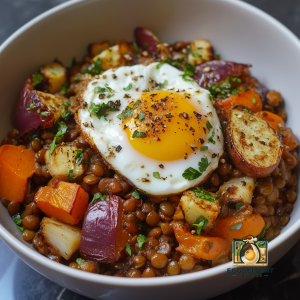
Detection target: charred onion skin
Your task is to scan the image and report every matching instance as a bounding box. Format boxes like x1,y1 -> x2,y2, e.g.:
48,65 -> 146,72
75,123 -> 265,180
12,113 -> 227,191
13,77 -> 54,136
226,109 -> 283,178
79,195 -> 122,262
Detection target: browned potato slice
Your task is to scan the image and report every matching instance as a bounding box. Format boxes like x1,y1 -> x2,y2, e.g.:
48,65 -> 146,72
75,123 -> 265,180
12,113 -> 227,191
89,41 -> 110,57
40,62 -> 67,94
227,109 -> 283,178
179,190 -> 220,233
40,217 -> 81,260
188,40 -> 213,65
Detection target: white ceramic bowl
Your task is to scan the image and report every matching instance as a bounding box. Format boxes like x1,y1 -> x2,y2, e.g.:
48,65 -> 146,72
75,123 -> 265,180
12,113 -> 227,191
1,0 -> 300,299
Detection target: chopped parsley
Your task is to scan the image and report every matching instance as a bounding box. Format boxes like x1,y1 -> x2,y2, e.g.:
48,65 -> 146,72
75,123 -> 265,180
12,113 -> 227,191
40,111 -> 48,117
29,131 -> 38,141
230,222 -> 243,230
252,97 -> 256,104
182,157 -> 211,181
208,128 -> 216,144
206,121 -> 212,132
200,146 -> 208,151
49,122 -> 68,157
235,202 -> 243,210
137,234 -> 146,249
139,110 -> 145,121
136,219 -> 143,229
193,187 -> 216,201
81,58 -> 103,76
132,189 -> 149,199
117,100 -> 141,120
221,122 -> 226,130
90,192 -> 107,204
89,102 -> 116,121
67,169 -> 77,182
32,73 -> 44,86
123,83 -> 134,91
94,84 -> 113,94
190,47 -> 202,58
193,216 -> 208,235
61,100 -> 73,120
60,84 -> 68,95
153,172 -> 161,179
107,94 -> 115,98
125,243 -> 132,256
258,224 -> 267,239
132,130 -> 146,139
180,62 -> 195,82
158,80 -> 168,89
12,214 -> 24,232
74,76 -> 81,83
133,42 -> 141,53
26,103 -> 36,111
76,258 -> 85,267
75,149 -> 85,165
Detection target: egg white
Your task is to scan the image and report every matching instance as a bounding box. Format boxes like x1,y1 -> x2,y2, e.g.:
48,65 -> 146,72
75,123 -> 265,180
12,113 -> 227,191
77,62 -> 224,196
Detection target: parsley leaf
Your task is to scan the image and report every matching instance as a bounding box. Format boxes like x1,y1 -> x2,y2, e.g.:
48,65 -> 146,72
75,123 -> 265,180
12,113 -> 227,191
74,76 -> 81,83
75,149 -> 85,165
200,146 -> 208,151
76,258 -> 85,267
206,121 -> 212,132
235,202 -> 243,210
153,172 -> 160,179
132,131 -> 146,139
123,83 -> 133,91
89,102 -> 116,120
182,167 -> 201,181
90,192 -> 107,204
29,131 -> 38,141
49,122 -> 68,157
12,214 -> 24,232
81,58 -> 103,76
125,242 -> 132,256
40,112 -> 48,117
137,234 -> 146,249
258,224 -> 267,239
139,110 -> 145,121
67,169 -> 77,182
94,84 -> 113,94
60,84 -> 68,95
198,157 -> 211,173
194,187 -> 216,201
193,216 -> 208,235
117,100 -> 141,120
26,103 -> 36,111
252,97 -> 256,104
132,190 -> 140,199
230,222 -> 243,230
158,80 -> 168,89
208,128 -> 216,144
32,73 -> 44,86
133,42 -> 141,53
156,57 -> 184,70
190,47 -> 202,58
136,219 -> 143,229
107,94 -> 115,98
180,62 -> 195,81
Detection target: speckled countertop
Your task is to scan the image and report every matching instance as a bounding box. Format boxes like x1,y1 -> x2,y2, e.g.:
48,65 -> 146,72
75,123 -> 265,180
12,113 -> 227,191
1,0 -> 300,299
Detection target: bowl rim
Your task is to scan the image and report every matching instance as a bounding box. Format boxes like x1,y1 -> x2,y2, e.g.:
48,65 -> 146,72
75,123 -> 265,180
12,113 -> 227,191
1,0 -> 300,288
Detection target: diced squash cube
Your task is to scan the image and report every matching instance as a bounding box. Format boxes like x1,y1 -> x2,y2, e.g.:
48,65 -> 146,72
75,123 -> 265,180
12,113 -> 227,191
35,181 -> 89,225
0,145 -> 36,203
45,145 -> 85,177
173,206 -> 185,221
40,62 -> 67,94
188,40 -> 213,65
41,217 -> 81,260
180,190 -> 220,233
218,176 -> 255,205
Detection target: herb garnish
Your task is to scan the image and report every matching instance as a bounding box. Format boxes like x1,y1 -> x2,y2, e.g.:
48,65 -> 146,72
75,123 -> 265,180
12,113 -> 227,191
32,73 -> 44,86
89,102 -> 116,121
200,146 -> 208,151
26,103 -> 36,111
180,62 -> 196,82
125,243 -> 132,256
132,130 -> 146,139
139,110 -> 145,121
67,169 -> 77,182
61,100 -> 73,120
182,157 -> 211,181
49,122 -> 68,157
230,222 -> 243,230
94,84 -> 113,94
193,187 -> 216,201
190,47 -> 202,58
208,129 -> 216,144
158,80 -> 168,89
117,100 -> 141,120
81,58 -> 103,76
29,131 -> 38,141
132,189 -> 150,199
198,157 -> 211,173
123,83 -> 134,91
137,234 -> 146,249
12,214 -> 24,232
133,42 -> 141,53
74,76 -> 81,83
90,192 -> 107,204
153,172 -> 160,179
235,202 -> 243,210
193,216 -> 208,235
156,56 -> 183,70
76,258 -> 85,267
252,97 -> 256,104
206,121 -> 212,132
75,149 -> 86,165
136,219 -> 143,229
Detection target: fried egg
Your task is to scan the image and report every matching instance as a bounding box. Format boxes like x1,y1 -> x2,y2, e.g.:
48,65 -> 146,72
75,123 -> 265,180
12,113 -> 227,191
77,62 -> 223,196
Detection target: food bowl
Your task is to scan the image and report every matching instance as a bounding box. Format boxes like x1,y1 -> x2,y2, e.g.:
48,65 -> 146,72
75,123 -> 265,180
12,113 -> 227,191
1,0 -> 300,299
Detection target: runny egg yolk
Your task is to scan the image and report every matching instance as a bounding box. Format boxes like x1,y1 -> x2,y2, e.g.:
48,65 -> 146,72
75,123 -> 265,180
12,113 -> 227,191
123,91 -> 207,161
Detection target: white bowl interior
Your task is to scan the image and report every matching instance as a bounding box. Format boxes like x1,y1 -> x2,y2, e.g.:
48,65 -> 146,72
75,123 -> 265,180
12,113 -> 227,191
1,0 -> 300,299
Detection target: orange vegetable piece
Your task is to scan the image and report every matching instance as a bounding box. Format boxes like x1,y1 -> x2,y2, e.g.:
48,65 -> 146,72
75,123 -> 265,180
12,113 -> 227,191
206,214 -> 265,240
173,222 -> 230,261
282,128 -> 299,151
35,181 -> 89,225
0,145 -> 36,203
215,89 -> 262,113
256,111 -> 285,132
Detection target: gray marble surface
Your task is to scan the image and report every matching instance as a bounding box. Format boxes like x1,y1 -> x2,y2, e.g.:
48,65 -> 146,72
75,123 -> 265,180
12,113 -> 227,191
1,0 -> 300,299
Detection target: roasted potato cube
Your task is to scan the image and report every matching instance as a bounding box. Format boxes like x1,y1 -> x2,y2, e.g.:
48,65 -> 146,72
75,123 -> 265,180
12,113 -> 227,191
45,145 -> 85,177
218,176 -> 255,205
227,109 -> 283,177
40,62 -> 67,94
40,217 -> 81,260
89,41 -> 110,57
188,40 -> 213,65
180,190 -> 220,233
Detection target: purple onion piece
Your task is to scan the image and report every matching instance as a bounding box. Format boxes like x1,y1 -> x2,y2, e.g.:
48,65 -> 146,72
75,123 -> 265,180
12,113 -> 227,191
134,27 -> 160,55
255,81 -> 270,104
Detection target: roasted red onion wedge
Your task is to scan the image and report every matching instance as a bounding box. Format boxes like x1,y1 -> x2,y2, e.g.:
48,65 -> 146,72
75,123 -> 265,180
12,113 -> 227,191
134,27 -> 160,55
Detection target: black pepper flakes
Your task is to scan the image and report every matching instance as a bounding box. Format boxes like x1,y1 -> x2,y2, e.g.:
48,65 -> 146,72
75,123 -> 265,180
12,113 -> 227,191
112,74 -> 117,79
115,145 -> 122,152
141,178 -> 150,182
241,132 -> 245,138
241,181 -> 246,186
193,111 -> 202,119
259,141 -> 266,145
212,153 -> 217,158
159,164 -> 164,169
124,94 -> 131,98
166,113 -> 173,118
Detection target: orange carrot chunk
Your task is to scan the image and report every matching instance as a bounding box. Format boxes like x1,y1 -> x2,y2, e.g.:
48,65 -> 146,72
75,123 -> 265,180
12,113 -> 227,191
282,128 -> 299,151
0,145 -> 36,203
215,89 -> 262,113
257,111 -> 285,132
206,214 -> 265,240
173,222 -> 230,261
35,181 -> 89,225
